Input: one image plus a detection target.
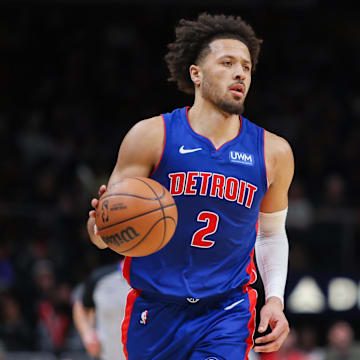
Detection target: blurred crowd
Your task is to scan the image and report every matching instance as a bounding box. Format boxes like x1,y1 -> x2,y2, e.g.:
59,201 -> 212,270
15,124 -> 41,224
0,2 -> 359,357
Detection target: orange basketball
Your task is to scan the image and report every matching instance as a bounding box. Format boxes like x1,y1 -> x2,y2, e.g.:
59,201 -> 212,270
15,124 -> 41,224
95,177 -> 178,257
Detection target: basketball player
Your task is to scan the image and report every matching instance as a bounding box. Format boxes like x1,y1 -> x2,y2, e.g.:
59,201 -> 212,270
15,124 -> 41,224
73,260 -> 130,360
87,13 -> 293,360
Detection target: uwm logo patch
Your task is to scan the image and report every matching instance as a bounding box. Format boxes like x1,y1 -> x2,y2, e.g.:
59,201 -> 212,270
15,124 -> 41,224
229,151 -> 254,166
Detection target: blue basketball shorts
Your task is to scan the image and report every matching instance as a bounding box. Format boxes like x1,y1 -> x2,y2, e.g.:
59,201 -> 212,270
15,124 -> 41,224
121,288 -> 257,360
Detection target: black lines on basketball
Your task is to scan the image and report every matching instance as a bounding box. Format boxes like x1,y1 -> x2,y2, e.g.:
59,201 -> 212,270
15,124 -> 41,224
97,203 -> 176,232
154,216 -> 177,252
100,192 -> 165,201
95,177 -> 178,257
120,216 -> 166,254
132,177 -> 168,251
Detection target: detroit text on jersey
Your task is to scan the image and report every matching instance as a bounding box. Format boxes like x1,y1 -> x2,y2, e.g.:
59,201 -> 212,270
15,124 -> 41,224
168,171 -> 258,209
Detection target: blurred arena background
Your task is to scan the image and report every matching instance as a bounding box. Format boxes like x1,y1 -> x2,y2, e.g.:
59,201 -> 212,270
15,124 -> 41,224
0,0 -> 359,359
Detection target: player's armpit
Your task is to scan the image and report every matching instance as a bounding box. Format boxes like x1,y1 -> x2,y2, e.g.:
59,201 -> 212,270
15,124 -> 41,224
107,116 -> 164,186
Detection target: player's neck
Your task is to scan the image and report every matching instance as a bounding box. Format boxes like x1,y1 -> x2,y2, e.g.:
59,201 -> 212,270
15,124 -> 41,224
188,97 -> 241,148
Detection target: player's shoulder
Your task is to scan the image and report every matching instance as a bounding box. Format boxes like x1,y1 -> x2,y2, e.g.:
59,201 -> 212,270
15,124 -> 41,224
264,130 -> 294,185
131,115 -> 163,132
127,106 -> 186,138
80,263 -> 120,306
130,106 -> 184,134
88,263 -> 119,284
125,115 -> 164,144
264,130 -> 293,162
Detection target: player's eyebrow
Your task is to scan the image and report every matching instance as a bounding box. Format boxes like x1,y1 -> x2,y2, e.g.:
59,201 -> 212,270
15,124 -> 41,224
218,55 -> 251,64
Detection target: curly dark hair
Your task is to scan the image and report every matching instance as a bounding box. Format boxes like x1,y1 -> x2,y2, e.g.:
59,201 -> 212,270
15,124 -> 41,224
165,13 -> 263,94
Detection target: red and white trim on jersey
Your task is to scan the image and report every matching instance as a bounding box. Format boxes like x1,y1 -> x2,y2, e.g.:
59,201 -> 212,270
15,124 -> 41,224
243,248 -> 258,359
123,256 -> 132,287
121,289 -> 141,360
245,287 -> 258,359
263,128 -> 269,189
150,114 -> 166,177
243,248 -> 257,289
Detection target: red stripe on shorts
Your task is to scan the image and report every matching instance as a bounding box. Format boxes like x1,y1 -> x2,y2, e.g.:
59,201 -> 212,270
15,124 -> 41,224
243,247 -> 257,359
245,287 -> 258,360
121,289 -> 141,360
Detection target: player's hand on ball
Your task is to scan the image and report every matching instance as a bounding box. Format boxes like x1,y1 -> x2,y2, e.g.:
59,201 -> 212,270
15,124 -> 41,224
94,177 -> 177,257
253,297 -> 290,353
89,185 -> 107,234
87,185 -> 109,248
89,184 -> 107,215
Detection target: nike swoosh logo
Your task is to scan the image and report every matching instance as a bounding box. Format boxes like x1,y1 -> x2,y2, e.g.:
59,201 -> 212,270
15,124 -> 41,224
224,299 -> 245,311
179,145 -> 202,154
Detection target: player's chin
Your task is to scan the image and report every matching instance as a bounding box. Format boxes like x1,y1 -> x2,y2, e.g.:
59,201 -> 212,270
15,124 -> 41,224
224,101 -> 244,115
231,93 -> 244,101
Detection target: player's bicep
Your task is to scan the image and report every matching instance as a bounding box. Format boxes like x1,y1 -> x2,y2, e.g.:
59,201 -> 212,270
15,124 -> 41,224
260,137 -> 294,213
108,116 -> 164,186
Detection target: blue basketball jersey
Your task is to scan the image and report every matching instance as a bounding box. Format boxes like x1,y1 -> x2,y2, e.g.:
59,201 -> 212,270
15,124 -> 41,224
123,106 -> 267,300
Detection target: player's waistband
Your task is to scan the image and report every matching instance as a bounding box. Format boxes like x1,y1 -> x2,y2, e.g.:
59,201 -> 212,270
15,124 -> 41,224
140,286 -> 250,305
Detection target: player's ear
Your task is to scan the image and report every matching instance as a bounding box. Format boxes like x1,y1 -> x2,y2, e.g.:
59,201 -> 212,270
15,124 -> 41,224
189,64 -> 201,87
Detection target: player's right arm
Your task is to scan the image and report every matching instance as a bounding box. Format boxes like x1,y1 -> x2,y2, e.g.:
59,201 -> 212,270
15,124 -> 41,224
87,116 -> 164,248
254,130 -> 293,353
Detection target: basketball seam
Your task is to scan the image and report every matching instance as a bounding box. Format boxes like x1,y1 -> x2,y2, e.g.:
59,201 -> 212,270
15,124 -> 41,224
120,216 -> 176,254
97,203 -> 175,231
107,179 -> 164,199
132,177 -> 167,251
100,192 -> 166,201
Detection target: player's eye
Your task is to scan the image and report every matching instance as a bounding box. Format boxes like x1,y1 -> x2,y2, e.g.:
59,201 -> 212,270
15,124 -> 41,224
223,61 -> 232,67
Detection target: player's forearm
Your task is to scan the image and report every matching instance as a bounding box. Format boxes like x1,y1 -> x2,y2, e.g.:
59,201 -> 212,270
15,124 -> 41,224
87,217 -> 108,249
255,208 -> 289,306
73,301 -> 95,337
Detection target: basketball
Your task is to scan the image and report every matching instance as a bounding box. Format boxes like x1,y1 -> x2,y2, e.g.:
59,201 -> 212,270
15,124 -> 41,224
95,177 -> 178,257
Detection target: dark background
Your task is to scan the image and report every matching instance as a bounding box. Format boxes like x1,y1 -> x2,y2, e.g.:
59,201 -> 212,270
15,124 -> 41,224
0,0 -> 359,357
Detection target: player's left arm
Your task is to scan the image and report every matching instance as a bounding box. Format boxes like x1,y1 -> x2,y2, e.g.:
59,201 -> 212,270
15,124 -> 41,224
253,131 -> 294,353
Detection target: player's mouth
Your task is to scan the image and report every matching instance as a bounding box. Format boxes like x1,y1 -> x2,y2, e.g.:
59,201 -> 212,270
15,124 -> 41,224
229,83 -> 245,98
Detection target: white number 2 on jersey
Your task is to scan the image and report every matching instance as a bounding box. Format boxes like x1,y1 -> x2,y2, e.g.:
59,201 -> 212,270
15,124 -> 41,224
191,211 -> 219,248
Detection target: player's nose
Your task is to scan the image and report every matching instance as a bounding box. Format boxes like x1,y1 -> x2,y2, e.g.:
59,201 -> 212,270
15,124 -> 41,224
233,64 -> 246,81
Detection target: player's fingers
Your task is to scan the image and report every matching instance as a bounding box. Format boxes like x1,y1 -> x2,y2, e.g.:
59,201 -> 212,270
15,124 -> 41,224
258,309 -> 271,333
89,210 -> 96,218
98,184 -> 107,197
253,329 -> 289,353
94,224 -> 99,235
91,198 -> 99,208
255,319 -> 289,344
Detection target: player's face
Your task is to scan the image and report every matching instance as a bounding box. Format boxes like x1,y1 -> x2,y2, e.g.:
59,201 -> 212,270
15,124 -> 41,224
199,38 -> 252,115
